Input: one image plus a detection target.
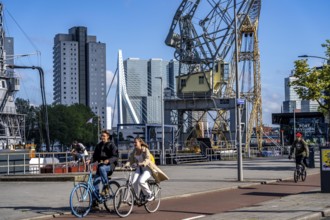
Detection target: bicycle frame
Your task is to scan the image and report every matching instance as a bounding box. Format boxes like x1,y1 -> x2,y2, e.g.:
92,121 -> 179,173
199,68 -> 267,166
122,168 -> 156,206
76,164 -> 115,203
293,163 -> 307,183
114,167 -> 161,217
70,163 -> 121,218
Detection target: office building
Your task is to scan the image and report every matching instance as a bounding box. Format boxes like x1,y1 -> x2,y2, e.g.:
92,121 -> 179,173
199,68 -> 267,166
53,26 -> 107,128
123,58 -> 182,124
283,75 -> 319,113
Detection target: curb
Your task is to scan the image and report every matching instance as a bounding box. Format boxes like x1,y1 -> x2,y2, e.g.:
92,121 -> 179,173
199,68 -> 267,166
0,174 -> 76,182
291,212 -> 323,220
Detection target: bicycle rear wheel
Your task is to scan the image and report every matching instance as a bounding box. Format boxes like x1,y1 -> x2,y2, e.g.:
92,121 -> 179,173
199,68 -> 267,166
301,169 -> 307,181
144,181 -> 161,213
104,181 -> 120,213
70,183 -> 92,217
293,170 -> 299,183
114,186 -> 134,217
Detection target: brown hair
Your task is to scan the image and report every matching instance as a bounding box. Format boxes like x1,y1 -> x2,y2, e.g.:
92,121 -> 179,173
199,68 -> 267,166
101,130 -> 112,140
134,137 -> 148,148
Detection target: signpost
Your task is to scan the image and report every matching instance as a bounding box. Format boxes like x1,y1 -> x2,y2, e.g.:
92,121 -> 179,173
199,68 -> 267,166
320,146 -> 330,192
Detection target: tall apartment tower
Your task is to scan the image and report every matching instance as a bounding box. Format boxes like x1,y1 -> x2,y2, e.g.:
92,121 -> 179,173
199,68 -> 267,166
53,26 -> 107,128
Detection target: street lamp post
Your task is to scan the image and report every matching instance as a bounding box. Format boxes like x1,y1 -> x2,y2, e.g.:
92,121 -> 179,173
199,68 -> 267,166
298,55 -> 330,65
234,0 -> 243,181
280,129 -> 284,155
293,104 -> 296,138
155,76 -> 165,165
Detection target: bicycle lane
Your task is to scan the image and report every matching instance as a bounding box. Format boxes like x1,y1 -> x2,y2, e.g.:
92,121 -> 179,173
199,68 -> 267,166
42,173 -> 321,220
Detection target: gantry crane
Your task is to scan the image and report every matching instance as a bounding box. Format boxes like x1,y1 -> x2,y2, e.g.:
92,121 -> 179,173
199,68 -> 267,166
0,3 -> 25,148
165,0 -> 263,151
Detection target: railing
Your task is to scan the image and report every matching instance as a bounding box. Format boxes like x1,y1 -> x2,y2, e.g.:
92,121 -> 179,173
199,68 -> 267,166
1,142 -> 307,175
0,151 -> 80,175
0,148 -> 179,175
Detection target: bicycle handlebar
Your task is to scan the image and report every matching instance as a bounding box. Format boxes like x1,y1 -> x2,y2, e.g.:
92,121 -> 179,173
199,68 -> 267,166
119,166 -> 136,172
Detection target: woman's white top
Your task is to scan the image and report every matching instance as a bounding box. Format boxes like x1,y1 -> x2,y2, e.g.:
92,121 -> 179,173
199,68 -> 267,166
135,154 -> 144,163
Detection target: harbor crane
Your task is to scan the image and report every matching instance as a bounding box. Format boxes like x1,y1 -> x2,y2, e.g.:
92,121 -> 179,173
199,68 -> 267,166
165,0 -> 263,151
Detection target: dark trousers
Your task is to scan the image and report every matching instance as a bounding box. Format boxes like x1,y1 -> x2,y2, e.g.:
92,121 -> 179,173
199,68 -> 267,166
295,155 -> 308,169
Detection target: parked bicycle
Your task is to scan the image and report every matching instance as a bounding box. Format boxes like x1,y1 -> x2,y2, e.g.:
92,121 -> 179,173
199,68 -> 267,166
114,167 -> 161,218
294,163 -> 307,183
70,163 -> 120,217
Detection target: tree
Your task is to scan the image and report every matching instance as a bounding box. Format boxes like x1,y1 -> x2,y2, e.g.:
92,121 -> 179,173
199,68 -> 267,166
290,40 -> 330,121
15,98 -> 40,146
16,98 -> 99,151
47,104 -> 98,147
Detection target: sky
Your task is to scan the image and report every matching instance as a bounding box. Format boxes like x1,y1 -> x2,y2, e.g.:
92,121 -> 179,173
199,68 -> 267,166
1,0 -> 330,126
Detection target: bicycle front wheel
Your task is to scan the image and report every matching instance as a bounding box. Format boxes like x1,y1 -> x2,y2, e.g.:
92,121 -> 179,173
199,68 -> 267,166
114,186 -> 134,217
70,183 -> 92,218
301,169 -> 307,181
294,170 -> 299,183
104,181 -> 120,213
145,181 -> 161,213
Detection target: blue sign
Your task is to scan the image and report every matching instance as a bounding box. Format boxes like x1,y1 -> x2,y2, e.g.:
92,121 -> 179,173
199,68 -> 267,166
237,99 -> 245,105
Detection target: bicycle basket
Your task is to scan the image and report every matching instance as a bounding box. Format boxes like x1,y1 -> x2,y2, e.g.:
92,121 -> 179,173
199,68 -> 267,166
74,174 -> 89,185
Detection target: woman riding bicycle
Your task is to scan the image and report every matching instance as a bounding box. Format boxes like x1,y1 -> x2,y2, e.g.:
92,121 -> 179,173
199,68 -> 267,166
86,130 -> 118,210
289,132 -> 309,170
124,137 -> 155,202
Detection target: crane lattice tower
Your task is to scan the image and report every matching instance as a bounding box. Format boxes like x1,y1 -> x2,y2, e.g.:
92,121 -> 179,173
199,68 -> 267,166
165,0 -> 263,150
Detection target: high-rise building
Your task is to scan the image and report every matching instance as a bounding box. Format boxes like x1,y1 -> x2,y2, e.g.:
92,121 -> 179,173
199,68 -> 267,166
123,58 -> 179,124
283,75 -> 319,113
53,26 -> 107,128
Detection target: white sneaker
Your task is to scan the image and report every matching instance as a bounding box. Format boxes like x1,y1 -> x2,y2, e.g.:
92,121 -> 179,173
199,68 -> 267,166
146,194 -> 154,202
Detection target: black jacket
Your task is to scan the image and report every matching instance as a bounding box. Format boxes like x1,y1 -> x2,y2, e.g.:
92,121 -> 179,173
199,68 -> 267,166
92,141 -> 118,165
290,139 -> 309,157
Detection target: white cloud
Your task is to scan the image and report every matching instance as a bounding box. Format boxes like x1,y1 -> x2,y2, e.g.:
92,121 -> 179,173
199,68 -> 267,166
106,70 -> 117,88
262,89 -> 283,126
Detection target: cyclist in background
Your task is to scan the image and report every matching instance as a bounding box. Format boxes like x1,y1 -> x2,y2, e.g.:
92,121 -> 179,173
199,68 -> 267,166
71,141 -> 88,171
289,132 -> 309,171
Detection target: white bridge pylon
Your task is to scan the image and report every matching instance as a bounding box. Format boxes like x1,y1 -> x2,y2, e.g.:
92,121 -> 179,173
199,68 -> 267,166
117,49 -> 140,125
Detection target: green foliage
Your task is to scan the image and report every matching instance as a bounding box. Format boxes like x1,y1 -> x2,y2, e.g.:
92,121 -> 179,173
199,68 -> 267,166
47,103 -> 98,146
290,40 -> 330,115
15,98 -> 99,150
15,98 -> 40,145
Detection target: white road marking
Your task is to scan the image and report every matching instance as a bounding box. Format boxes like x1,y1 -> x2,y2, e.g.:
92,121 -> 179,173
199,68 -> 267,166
182,215 -> 206,220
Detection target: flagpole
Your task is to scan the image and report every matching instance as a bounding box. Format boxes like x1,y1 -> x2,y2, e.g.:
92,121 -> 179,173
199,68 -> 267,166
97,116 -> 100,142
86,116 -> 100,143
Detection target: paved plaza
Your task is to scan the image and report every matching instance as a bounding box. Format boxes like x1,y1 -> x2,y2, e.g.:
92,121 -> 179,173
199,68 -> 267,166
0,156 -> 329,220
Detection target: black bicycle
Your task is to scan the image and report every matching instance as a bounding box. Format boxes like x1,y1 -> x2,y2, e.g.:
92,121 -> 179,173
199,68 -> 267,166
70,163 -> 120,217
114,167 -> 161,218
294,163 -> 307,183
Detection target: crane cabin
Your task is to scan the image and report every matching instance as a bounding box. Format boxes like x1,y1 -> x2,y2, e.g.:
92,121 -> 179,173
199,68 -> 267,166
176,61 -> 229,98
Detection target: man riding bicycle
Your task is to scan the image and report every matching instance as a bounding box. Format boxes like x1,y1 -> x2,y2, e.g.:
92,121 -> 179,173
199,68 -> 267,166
289,132 -> 309,171
86,130 -> 118,211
